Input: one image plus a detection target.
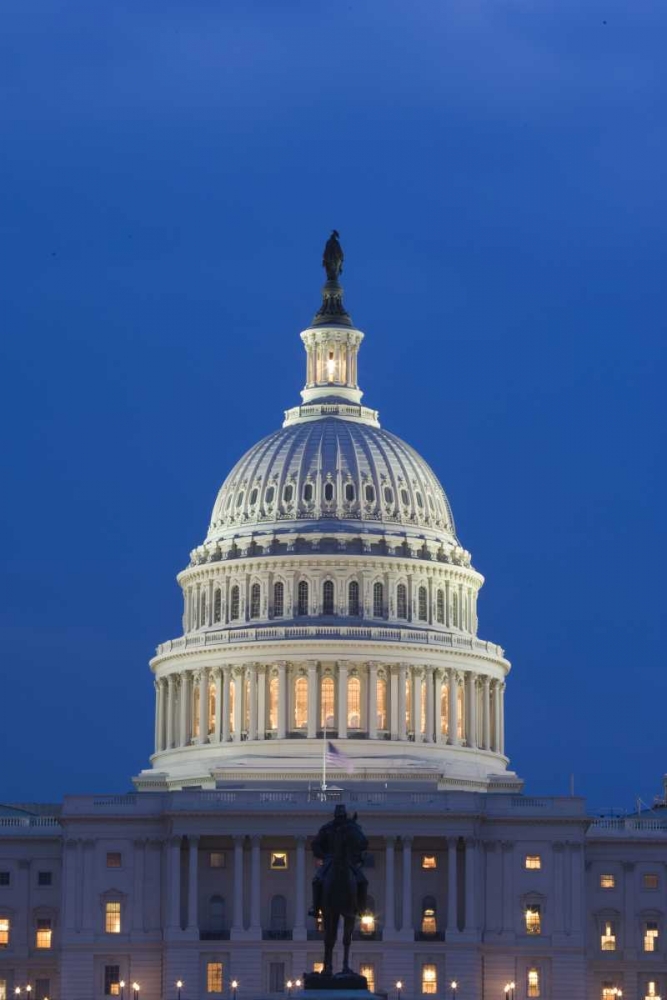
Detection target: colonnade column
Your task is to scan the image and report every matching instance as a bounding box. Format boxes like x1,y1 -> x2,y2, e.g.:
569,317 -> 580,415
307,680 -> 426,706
307,661 -> 318,739
256,665 -> 266,740
294,836 -> 306,940
499,681 -> 506,754
337,661 -> 348,738
384,837 -> 396,934
232,835 -> 244,933
368,662 -> 378,739
424,666 -> 434,742
222,666 -> 231,742
212,668 -> 222,742
463,837 -> 476,933
198,670 -> 208,744
167,835 -> 182,931
412,669 -> 423,742
492,681 -> 501,752
248,666 -> 258,741
233,667 -> 243,742
187,835 -> 199,932
434,669 -> 444,743
466,672 -> 477,749
389,665 -> 399,739
448,670 -> 460,745
166,676 -> 175,749
277,661 -> 287,739
501,841 -> 513,934
447,837 -> 459,934
401,836 -> 413,934
482,676 -> 491,750
398,664 -> 407,740
154,680 -> 162,752
250,835 -> 261,935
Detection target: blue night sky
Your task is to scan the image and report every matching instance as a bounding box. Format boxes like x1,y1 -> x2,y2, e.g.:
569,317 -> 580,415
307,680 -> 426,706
1,1 -> 665,809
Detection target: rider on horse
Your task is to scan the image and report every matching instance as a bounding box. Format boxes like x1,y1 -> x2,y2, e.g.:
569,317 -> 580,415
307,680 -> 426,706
309,804 -> 369,917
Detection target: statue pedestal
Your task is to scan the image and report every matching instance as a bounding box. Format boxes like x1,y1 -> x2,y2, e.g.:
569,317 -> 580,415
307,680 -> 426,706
303,972 -> 369,994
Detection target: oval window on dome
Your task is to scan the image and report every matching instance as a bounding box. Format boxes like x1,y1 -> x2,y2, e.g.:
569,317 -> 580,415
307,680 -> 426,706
303,483 -> 314,502
345,483 -> 355,502
416,491 -> 424,509
284,484 -> 294,503
236,491 -> 244,508
324,482 -> 334,502
400,488 -> 410,506
249,488 -> 258,506
365,485 -> 375,503
384,487 -> 393,504
428,494 -> 435,512
226,493 -> 233,511
265,486 -> 275,505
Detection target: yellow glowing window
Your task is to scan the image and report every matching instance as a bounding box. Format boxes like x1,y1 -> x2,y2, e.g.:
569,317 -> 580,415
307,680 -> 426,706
645,982 -> 658,1000
109,985 -> 120,997
600,874 -> 615,889
643,873 -> 659,890
360,966 -> 375,993
36,918 -> 52,949
347,677 -> 361,729
525,905 -> 541,935
527,969 -> 540,998
0,917 -> 9,947
209,852 -> 225,869
421,855 -> 437,870
106,852 -> 122,869
270,852 -> 288,870
105,901 -> 121,933
525,855 -> 541,870
0,979 -> 7,1000
376,677 -> 387,730
421,965 -> 437,995
360,911 -> 375,935
294,676 -> 308,728
269,675 -> 279,729
321,676 -> 335,728
421,908 -> 437,934
601,985 -> 617,1000
207,963 -> 223,994
644,923 -> 659,952
313,964 -> 324,974
601,921 -> 616,951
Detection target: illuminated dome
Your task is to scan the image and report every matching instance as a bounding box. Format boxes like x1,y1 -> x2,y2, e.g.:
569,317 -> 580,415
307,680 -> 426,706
136,233 -> 519,794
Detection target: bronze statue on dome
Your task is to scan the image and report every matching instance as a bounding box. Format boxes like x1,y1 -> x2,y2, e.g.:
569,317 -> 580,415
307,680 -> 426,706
323,230 -> 344,281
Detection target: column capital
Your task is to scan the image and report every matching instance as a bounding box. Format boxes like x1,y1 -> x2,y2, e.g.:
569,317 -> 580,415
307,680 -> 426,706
189,834 -> 200,847
447,836 -> 459,849
210,665 -> 222,681
385,835 -> 396,847
255,663 -> 267,676
464,836 -> 477,848
294,834 -> 307,846
233,834 -> 245,846
250,834 -> 262,846
402,835 -> 413,847
169,835 -> 182,848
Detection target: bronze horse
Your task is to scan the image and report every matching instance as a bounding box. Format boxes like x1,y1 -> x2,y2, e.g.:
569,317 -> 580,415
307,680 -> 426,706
320,820 -> 359,976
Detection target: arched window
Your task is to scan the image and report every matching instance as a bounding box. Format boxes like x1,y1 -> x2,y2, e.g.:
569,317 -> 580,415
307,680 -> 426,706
377,676 -> 387,730
345,483 -> 355,502
267,675 -> 279,730
348,580 -> 360,616
421,895 -> 437,934
396,584 -> 408,619
416,491 -> 424,509
436,589 -> 444,624
294,677 -> 308,728
303,482 -> 314,502
270,895 -> 287,933
324,482 -> 334,502
250,583 -> 261,619
321,676 -> 335,729
283,484 -> 294,503
400,488 -> 410,506
441,684 -> 449,737
273,581 -> 284,618
373,582 -> 384,618
418,586 -> 428,621
348,677 -> 361,729
452,591 -> 459,627
384,486 -> 393,504
265,486 -> 275,505
365,485 -> 375,503
230,585 -> 240,621
209,895 -> 226,933
208,684 -> 216,736
193,685 -> 201,738
297,580 -> 309,616
322,580 -> 334,616
213,588 -> 222,623
249,488 -> 258,506
200,591 -> 207,627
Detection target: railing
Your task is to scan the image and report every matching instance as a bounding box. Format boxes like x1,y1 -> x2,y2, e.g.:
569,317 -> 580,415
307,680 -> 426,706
0,816 -> 61,828
156,625 -> 504,659
589,817 -> 667,833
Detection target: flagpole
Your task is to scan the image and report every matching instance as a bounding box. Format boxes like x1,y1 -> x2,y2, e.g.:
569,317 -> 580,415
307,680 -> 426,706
322,723 -> 327,792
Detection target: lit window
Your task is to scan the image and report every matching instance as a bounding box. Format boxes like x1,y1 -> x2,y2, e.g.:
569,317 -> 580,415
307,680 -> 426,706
230,585 -> 240,620
440,685 -> 449,737
376,676 -> 387,730
323,580 -> 335,615
36,918 -> 52,949
396,584 -> 408,619
601,921 -> 616,951
421,964 -> 437,995
250,583 -> 261,619
269,675 -> 278,729
0,873 -> 8,886
348,677 -> 361,729
209,852 -> 225,869
525,905 -> 541,935
421,898 -> 437,935
313,964 -> 324,974
527,969 -> 540,998
105,901 -> 121,933
274,581 -> 284,617
207,962 -> 223,994
644,922 -> 659,952
37,871 -> 52,887
645,982 -> 658,1000
360,965 -> 375,993
295,677 -> 308,728
373,582 -> 384,618
348,580 -> 360,616
106,852 -> 122,868
0,980 -> 6,1000
0,917 -> 9,947
525,855 -> 542,870
418,586 -> 427,621
321,676 -> 335,728
601,984 -> 617,1000
360,911 -> 375,935
600,874 -> 615,889
643,873 -> 659,890
297,580 -> 309,616
421,855 -> 437,870
270,852 -> 288,870
104,967 -> 120,997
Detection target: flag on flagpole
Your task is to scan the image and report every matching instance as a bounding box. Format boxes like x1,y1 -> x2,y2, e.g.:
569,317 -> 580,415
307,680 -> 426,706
325,740 -> 354,775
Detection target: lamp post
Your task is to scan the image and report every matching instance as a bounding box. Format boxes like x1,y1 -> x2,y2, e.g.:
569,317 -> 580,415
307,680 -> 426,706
295,982 -> 302,992
120,981 -> 125,1000
504,983 -> 516,1000
132,982 -> 140,1000
287,982 -> 293,998
176,982 -> 183,1000
451,980 -> 458,1000
231,981 -> 238,1000
396,981 -> 403,1000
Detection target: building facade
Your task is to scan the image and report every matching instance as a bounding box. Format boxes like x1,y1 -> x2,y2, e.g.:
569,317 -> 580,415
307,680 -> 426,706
1,241 -> 666,1000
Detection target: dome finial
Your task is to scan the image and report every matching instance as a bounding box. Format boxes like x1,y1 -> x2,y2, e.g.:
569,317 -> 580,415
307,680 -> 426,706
313,230 -> 352,327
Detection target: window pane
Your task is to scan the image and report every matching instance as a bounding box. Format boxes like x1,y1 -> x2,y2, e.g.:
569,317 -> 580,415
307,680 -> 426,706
323,580 -> 334,615
274,582 -> 284,617
105,901 -> 121,933
421,855 -> 437,869
601,921 -> 616,951
600,873 -> 615,889
373,582 -> 383,617
270,852 -> 288,870
525,905 -> 541,935
643,873 -> 659,889
527,970 -> 540,998
397,584 -> 407,619
0,917 -> 10,947
207,963 -> 223,994
376,677 -> 387,730
348,677 -> 361,729
421,965 -> 437,995
106,852 -> 122,868
104,966 -> 120,996
295,677 -> 308,728
297,581 -> 309,616
250,583 -> 261,619
36,918 -> 52,949
360,966 -> 375,993
321,677 -> 335,728
269,676 -> 279,729
209,852 -> 225,869
348,580 -> 360,616
525,855 -> 541,870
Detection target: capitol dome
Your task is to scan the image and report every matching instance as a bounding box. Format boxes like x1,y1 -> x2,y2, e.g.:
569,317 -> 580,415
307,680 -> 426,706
136,233 -> 520,794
